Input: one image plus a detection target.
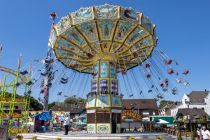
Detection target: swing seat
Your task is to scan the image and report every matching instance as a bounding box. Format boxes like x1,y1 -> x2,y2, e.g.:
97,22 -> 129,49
148,90 -> 152,93
165,59 -> 172,65
162,88 -> 168,92
44,58 -> 54,64
121,69 -> 127,75
145,63 -> 150,68
92,72 -> 98,76
176,79 -> 182,83
146,73 -> 151,78
183,81 -> 190,86
183,69 -> 189,75
168,69 -> 174,74
164,79 -> 169,84
20,70 -> 28,75
129,94 -> 134,97
160,83 -> 164,87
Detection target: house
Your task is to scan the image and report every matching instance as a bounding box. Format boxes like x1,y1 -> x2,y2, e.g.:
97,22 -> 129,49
177,108 -> 208,120
121,99 -> 158,131
159,102 -> 181,116
122,99 -> 159,117
51,103 -> 86,119
176,108 -> 209,129
171,90 -> 210,117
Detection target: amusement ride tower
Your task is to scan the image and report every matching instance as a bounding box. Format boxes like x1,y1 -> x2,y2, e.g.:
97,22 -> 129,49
50,4 -> 157,133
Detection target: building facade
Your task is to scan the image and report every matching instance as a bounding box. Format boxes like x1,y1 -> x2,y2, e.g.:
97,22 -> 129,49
50,99 -> 159,132
121,99 -> 158,131
170,91 -> 210,117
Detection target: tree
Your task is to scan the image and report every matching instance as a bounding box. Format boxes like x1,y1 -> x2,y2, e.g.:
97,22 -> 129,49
48,102 -> 64,109
3,92 -> 43,111
192,127 -> 197,140
177,134 -> 183,140
48,102 -> 56,109
159,100 -> 174,109
64,96 -> 85,104
29,96 -> 43,111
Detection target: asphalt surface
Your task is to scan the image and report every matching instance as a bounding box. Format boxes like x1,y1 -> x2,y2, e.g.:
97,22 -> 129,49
20,131 -> 184,140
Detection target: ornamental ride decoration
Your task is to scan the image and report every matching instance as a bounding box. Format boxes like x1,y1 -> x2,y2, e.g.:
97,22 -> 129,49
52,4 -> 156,74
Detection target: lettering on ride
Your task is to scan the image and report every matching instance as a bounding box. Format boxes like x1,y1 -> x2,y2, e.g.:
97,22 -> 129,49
122,110 -> 142,121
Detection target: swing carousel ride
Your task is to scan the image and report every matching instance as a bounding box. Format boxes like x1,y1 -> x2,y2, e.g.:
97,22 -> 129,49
40,4 -> 190,133
0,55 -> 32,136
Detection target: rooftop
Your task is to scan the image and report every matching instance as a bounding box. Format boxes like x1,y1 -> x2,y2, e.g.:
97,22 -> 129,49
51,103 -> 85,113
177,108 -> 208,120
122,99 -> 158,110
187,91 -> 209,104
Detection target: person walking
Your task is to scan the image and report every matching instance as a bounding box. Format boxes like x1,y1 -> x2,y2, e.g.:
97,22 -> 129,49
63,113 -> 70,135
201,126 -> 210,140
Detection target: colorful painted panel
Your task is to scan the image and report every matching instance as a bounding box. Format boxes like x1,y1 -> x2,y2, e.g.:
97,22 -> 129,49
110,64 -> 116,78
112,95 -> 122,107
152,30 -> 157,43
61,59 -> 73,67
96,95 -> 109,107
100,80 -> 108,92
77,21 -> 98,42
98,20 -> 115,40
56,38 -> 76,49
91,80 -> 97,93
142,15 -> 154,34
126,27 -> 146,45
87,124 -> 96,133
100,62 -> 108,78
111,80 -> 118,93
97,123 -> 111,133
54,15 -> 71,35
114,20 -> 134,42
136,36 -> 153,47
96,4 -> 118,19
121,8 -> 137,20
87,94 -> 96,108
72,7 -> 93,24
63,28 -> 86,46
55,49 -> 74,58
93,63 -> 99,78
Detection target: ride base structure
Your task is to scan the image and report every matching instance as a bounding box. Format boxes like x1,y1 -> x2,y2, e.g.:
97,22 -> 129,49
50,4 -> 156,133
86,60 -> 122,133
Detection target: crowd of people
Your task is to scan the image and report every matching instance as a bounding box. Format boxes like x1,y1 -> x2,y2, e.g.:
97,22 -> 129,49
197,126 -> 210,140
27,111 -> 86,134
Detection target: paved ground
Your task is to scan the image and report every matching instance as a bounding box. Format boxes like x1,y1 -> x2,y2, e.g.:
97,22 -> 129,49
20,132 -> 182,140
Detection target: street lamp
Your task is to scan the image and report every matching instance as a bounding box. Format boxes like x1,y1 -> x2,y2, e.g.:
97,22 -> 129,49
185,99 -> 192,138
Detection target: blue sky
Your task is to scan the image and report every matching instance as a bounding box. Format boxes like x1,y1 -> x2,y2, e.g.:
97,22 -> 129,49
0,0 -> 210,102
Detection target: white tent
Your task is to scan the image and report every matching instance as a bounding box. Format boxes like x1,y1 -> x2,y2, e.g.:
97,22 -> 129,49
157,119 -> 169,124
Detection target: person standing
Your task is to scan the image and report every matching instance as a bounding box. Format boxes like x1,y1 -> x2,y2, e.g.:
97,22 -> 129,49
201,126 -> 210,140
197,128 -> 202,140
63,113 -> 70,135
